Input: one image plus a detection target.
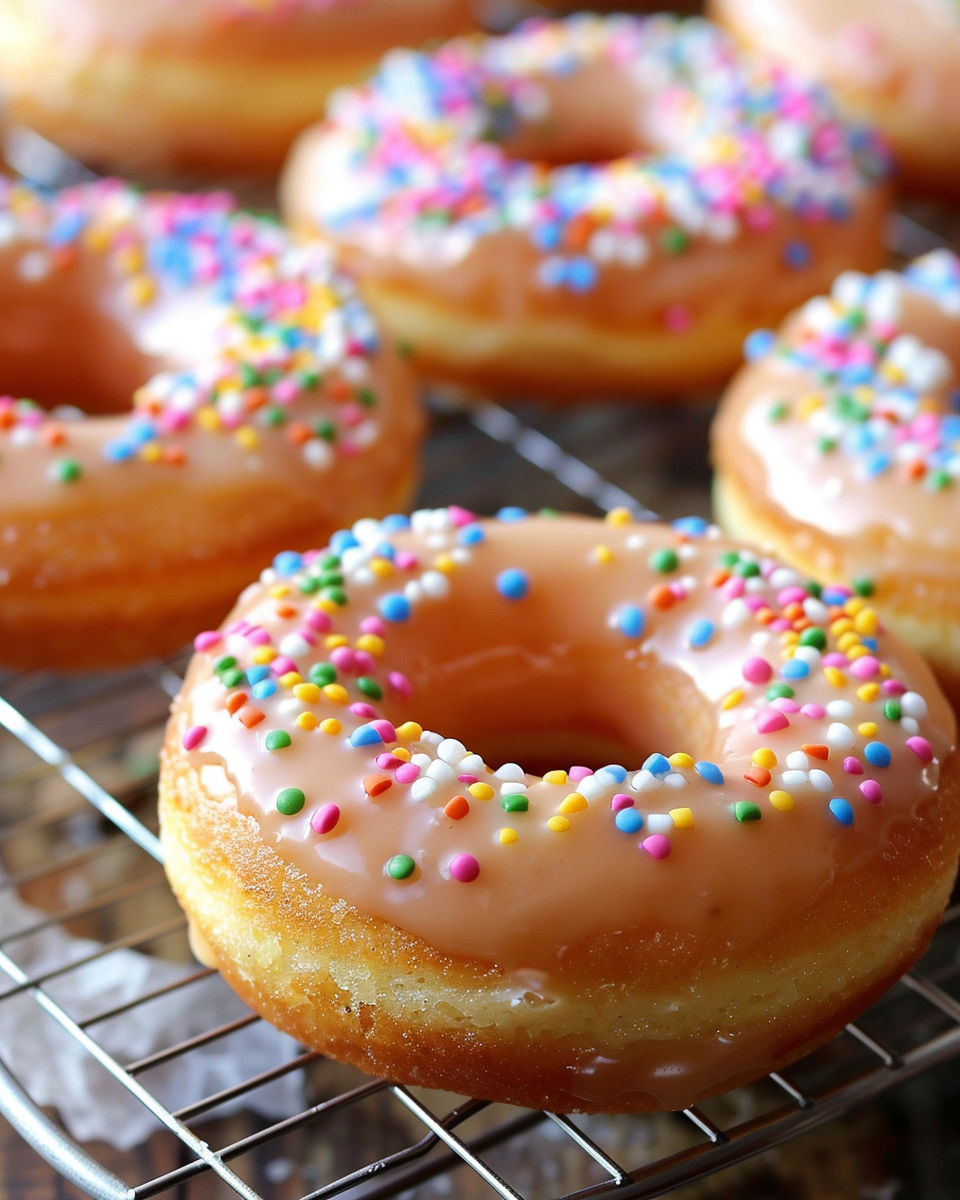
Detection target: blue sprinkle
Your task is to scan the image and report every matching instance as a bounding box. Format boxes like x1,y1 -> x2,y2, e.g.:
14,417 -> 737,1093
497,569 -> 530,600
781,659 -> 811,680
672,516 -> 708,537
458,523 -> 485,545
350,724 -> 383,748
102,438 -> 135,462
829,797 -> 855,826
864,742 -> 891,768
497,507 -> 527,523
598,764 -> 628,784
246,665 -> 270,685
252,680 -> 277,700
643,753 -> 670,777
744,329 -> 776,362
783,240 -> 811,269
330,530 -> 360,554
374,541 -> 396,561
862,636 -> 878,652
863,450 -> 892,477
615,809 -> 644,834
687,618 -> 715,649
821,586 -> 853,605
617,605 -> 645,639
538,256 -> 566,288
532,222 -> 562,251
273,550 -> 303,576
381,513 -> 410,532
696,761 -> 724,785
566,257 -> 598,292
379,593 -> 411,622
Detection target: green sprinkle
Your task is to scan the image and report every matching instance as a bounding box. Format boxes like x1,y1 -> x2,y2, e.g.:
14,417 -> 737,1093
397,339 -> 415,359
734,560 -> 760,578
321,554 -> 341,570
221,668 -> 245,689
262,406 -> 286,427
799,627 -> 827,650
309,663 -> 338,686
768,401 -> 790,422
298,576 -> 321,594
501,794 -> 529,813
649,548 -> 679,574
817,437 -> 838,455
314,420 -> 336,442
357,387 -> 377,408
239,363 -> 262,388
883,700 -> 902,722
386,854 -> 415,880
539,508 -> 560,518
734,801 -> 762,823
53,458 -> 82,484
265,730 -> 293,751
357,677 -> 383,700
928,469 -> 952,492
766,683 -> 795,700
853,576 -> 875,598
805,580 -> 823,598
214,656 -> 238,674
660,227 -> 689,255
321,586 -> 347,607
718,550 -> 740,568
319,571 -> 344,587
276,788 -> 305,815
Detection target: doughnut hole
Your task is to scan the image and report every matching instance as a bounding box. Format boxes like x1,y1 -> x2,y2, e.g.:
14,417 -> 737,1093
0,248 -> 161,414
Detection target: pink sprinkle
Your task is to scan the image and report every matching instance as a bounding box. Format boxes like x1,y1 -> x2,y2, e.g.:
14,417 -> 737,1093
849,656 -> 880,680
860,779 -> 883,804
395,762 -> 420,783
842,756 -> 863,775
376,753 -> 404,770
664,303 -> 692,333
883,679 -> 907,696
769,619 -> 791,633
822,652 -> 849,669
371,719 -> 396,743
395,551 -> 419,571
360,616 -> 386,636
311,804 -> 340,835
569,766 -> 593,782
642,834 -> 672,860
389,671 -> 412,698
354,650 -> 377,674
907,736 -> 933,763
744,596 -> 767,613
272,378 -> 299,404
449,853 -> 480,883
742,656 -> 772,685
194,631 -> 221,652
669,582 -> 688,600
757,708 -> 789,734
611,793 -> 634,812
771,698 -> 800,714
801,703 -> 826,719
226,620 -> 250,636
458,774 -> 478,784
331,646 -> 356,672
448,505 -> 476,527
722,577 -> 746,599
778,587 -> 808,606
305,609 -> 333,633
247,628 -> 271,646
182,725 -> 207,751
351,702 -> 377,718
271,656 -> 297,676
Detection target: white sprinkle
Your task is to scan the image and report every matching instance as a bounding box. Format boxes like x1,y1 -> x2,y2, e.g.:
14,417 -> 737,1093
437,738 -> 467,765
18,250 -> 50,281
827,722 -> 855,750
278,634 -> 311,659
459,754 -> 485,774
785,752 -> 809,770
663,773 -> 688,788
646,813 -> 674,834
809,769 -> 833,792
794,646 -> 822,666
901,717 -> 920,737
577,776 -> 607,800
403,581 -> 423,604
781,770 -> 808,789
721,599 -> 750,628
500,782 -> 528,795
495,762 -> 525,783
803,598 -> 829,623
411,778 -> 437,802
302,438 -> 333,470
420,570 -> 450,599
826,700 -> 854,720
900,692 -> 928,720
630,770 -> 662,792
420,730 -> 443,746
411,753 -> 432,771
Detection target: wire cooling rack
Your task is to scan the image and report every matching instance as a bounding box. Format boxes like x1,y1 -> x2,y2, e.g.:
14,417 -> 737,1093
2,199 -> 960,1199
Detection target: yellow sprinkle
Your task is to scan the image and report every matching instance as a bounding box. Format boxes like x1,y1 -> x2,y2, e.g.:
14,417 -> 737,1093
752,747 -> 777,769
498,828 -> 518,845
369,558 -> 394,580
196,406 -> 220,432
668,752 -> 694,770
269,585 -> 291,599
858,721 -> 878,737
319,718 -> 341,735
830,617 -> 854,636
434,553 -> 457,574
325,635 -> 349,649
547,815 -> 571,833
669,807 -> 694,829
797,391 -> 825,418
139,441 -> 162,463
857,683 -> 881,702
846,645 -> 870,660
837,632 -> 861,652
115,245 -> 145,272
824,667 -> 846,687
355,634 -> 385,657
293,683 -> 321,704
780,631 -> 800,647
854,609 -> 879,636
605,507 -> 632,527
880,663 -> 892,679
279,671 -> 302,688
559,792 -> 588,814
322,683 -> 349,704
393,747 -> 411,762
468,782 -> 495,801
235,425 -> 259,451
543,770 -> 567,785
314,598 -> 339,615
396,721 -> 423,742
769,790 -> 794,812
844,597 -> 866,616
593,544 -> 614,565
251,647 -> 277,665
296,712 -> 318,731
126,274 -> 156,307
722,689 -> 745,711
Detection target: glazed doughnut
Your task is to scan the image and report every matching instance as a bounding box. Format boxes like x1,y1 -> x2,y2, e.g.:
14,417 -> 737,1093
0,177 -> 422,671
711,0 -> 960,199
160,507 -> 960,1114
713,253 -> 960,706
281,14 -> 891,400
0,0 -> 476,178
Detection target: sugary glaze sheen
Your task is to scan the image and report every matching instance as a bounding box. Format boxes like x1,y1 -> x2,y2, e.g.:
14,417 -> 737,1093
713,253 -> 960,704
0,0 -> 476,177
161,508 -> 960,1113
282,14 -> 891,399
0,178 -> 422,670
712,0 -> 960,198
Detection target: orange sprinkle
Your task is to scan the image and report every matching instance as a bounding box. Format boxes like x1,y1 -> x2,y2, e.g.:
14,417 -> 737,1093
708,568 -> 730,587
163,445 -> 186,466
42,425 -> 66,447
444,795 -> 470,820
243,387 -> 268,412
287,421 -> 312,445
225,691 -> 247,714
237,705 -> 265,729
274,604 -> 298,619
742,766 -> 771,788
363,774 -> 392,797
648,584 -> 675,610
327,377 -> 352,402
802,743 -> 829,760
